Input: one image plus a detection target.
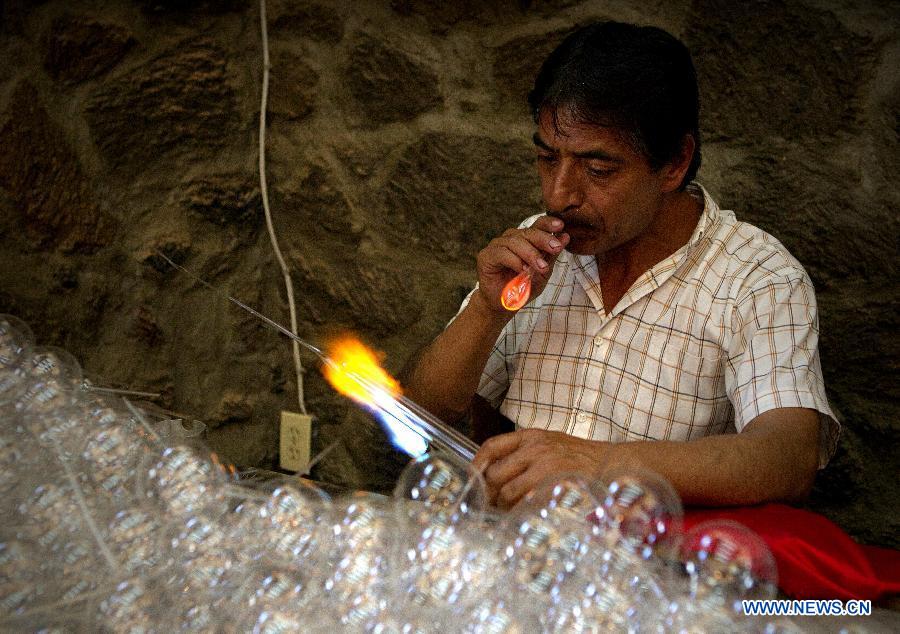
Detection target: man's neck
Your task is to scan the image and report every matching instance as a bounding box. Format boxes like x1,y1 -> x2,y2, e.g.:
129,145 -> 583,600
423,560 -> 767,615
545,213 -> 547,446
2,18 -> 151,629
596,189 -> 702,310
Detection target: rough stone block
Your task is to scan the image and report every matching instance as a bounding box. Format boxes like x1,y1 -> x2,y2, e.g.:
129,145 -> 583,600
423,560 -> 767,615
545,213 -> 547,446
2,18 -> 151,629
268,51 -> 318,122
289,252 -> 422,339
131,306 -> 165,347
686,0 -> 875,142
277,164 -> 361,241
183,172 -> 261,227
42,14 -> 134,84
85,39 -> 240,170
344,33 -> 442,125
0,82 -> 109,253
492,26 -> 579,115
211,389 -> 256,428
390,0 -> 484,34
137,0 -> 246,14
381,132 -> 541,261
390,0 -> 579,34
140,234 -> 193,274
270,0 -> 344,43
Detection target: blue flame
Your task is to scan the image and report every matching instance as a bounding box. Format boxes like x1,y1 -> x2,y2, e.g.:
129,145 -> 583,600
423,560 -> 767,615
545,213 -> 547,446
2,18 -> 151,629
366,388 -> 430,457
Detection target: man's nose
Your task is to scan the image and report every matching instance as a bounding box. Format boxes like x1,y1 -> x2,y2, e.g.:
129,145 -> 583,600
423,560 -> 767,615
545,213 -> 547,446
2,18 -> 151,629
544,160 -> 583,215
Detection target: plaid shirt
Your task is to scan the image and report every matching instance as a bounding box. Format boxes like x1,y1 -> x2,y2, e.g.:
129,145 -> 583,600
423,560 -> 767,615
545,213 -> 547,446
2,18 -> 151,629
460,183 -> 839,467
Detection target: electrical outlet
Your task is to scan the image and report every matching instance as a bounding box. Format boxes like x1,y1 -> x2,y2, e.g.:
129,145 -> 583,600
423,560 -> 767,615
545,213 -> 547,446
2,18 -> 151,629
279,411 -> 312,472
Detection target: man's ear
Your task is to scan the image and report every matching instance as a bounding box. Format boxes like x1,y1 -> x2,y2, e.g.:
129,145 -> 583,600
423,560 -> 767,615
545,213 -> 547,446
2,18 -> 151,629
660,134 -> 696,192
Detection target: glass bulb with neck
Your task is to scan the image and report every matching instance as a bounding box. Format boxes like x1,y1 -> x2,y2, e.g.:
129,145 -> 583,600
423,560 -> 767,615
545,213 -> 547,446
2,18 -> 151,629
501,267 -> 534,311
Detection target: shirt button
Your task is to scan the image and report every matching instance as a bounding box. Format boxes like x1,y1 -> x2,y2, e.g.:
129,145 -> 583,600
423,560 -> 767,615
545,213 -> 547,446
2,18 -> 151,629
575,411 -> 590,423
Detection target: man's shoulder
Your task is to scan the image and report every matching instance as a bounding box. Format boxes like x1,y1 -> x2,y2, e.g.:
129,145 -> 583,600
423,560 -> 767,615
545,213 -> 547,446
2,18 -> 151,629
705,211 -> 810,286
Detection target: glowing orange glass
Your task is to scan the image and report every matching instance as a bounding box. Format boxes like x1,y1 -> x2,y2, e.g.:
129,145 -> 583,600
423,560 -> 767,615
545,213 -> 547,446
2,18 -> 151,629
500,267 -> 534,311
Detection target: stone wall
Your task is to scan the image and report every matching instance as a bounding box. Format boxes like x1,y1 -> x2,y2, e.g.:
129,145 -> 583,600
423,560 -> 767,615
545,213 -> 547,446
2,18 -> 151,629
0,0 -> 897,548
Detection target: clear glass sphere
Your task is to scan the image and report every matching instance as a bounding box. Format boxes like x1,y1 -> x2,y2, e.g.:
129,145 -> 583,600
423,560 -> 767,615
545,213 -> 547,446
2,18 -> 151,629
0,428 -> 63,520
397,520 -> 504,612
0,315 -> 33,413
138,444 -> 230,518
16,482 -> 90,546
543,551 -> 671,633
97,578 -> 166,634
456,597 -> 542,634
12,375 -> 79,419
393,451 -> 487,528
390,453 -> 494,612
0,314 -> 33,369
323,492 -> 396,626
260,480 -> 331,568
106,508 -> 167,574
0,537 -> 46,617
681,519 -> 778,613
82,422 -> 153,502
233,567 -> 315,633
591,466 -> 683,560
26,345 -> 83,388
500,474 -> 601,598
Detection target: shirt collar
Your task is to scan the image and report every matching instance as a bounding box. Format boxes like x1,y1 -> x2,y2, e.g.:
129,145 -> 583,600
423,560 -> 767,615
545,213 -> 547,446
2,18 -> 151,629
684,181 -> 718,248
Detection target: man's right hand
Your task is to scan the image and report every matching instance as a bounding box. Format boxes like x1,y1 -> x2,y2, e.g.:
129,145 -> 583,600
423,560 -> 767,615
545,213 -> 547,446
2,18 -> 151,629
474,215 -> 570,314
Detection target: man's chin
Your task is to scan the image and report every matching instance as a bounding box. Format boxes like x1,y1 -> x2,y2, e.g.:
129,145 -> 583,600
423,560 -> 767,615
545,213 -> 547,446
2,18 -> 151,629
564,239 -> 601,256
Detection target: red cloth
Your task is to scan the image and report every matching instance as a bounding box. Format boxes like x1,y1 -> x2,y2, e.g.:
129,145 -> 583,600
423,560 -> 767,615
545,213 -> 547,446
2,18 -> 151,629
683,504 -> 900,601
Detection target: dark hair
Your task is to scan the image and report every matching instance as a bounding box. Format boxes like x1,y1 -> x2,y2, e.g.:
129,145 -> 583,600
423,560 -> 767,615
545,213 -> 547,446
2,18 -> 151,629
528,21 -> 701,189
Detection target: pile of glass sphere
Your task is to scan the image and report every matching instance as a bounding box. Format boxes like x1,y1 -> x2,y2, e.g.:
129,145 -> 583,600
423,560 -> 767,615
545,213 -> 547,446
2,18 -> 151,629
1,314 -> 796,633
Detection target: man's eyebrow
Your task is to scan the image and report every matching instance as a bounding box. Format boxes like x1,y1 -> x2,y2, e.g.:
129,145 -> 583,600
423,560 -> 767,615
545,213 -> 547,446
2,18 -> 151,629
532,133 -> 623,163
532,133 -> 556,152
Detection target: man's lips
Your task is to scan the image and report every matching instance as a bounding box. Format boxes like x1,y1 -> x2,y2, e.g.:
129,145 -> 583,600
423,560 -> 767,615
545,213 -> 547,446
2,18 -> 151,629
559,220 -> 597,234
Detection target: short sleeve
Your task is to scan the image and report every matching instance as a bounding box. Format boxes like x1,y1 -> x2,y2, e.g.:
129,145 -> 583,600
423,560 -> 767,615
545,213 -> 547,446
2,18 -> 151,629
726,270 -> 840,468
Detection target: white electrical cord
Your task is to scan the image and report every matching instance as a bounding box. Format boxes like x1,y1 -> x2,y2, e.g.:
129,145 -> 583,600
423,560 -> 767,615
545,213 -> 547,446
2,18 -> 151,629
259,0 -> 307,414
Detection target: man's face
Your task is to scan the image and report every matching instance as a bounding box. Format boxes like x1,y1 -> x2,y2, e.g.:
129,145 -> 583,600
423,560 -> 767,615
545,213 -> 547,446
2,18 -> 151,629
534,109 -> 676,257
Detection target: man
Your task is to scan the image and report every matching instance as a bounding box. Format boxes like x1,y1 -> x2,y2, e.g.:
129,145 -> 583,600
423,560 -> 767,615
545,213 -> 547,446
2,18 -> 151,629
405,21 -> 839,510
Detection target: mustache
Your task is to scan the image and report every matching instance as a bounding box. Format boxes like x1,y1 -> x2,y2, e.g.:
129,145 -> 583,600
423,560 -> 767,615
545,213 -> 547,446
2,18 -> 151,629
545,210 -> 597,229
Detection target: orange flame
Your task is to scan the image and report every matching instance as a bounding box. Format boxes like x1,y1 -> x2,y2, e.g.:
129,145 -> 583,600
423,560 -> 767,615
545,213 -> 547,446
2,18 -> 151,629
322,336 -> 402,406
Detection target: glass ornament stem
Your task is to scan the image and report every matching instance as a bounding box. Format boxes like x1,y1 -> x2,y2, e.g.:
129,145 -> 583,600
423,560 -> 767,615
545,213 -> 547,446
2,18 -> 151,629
299,438 -> 341,475
82,382 -> 162,399
122,397 -> 162,442
0,586 -> 113,622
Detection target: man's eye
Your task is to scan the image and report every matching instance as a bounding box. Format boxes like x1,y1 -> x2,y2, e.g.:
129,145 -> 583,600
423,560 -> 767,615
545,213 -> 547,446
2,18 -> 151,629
586,165 -> 614,177
536,154 -> 557,164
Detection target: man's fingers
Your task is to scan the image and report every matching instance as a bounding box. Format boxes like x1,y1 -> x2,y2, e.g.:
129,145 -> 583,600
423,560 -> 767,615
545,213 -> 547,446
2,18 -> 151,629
531,215 -> 565,234
484,245 -> 530,276
484,219 -> 571,279
486,459 -> 528,507
491,230 -> 570,274
472,430 -> 523,472
484,450 -> 530,493
492,236 -> 548,272
496,469 -> 543,510
523,226 -> 570,256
